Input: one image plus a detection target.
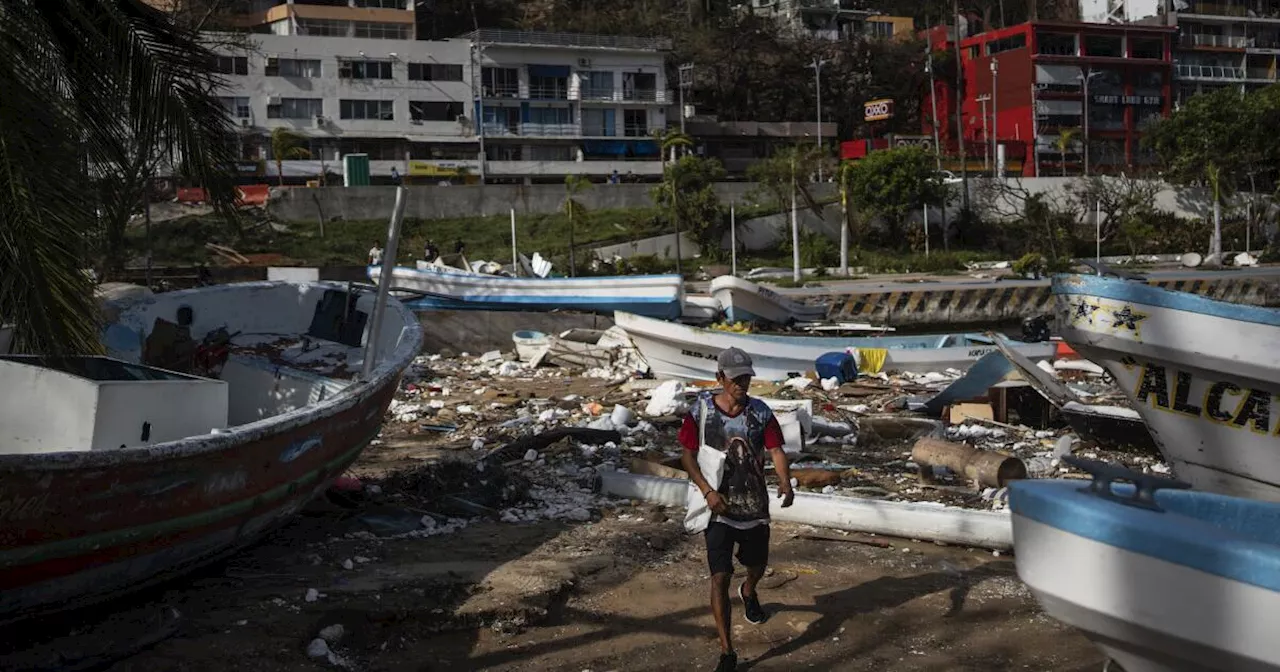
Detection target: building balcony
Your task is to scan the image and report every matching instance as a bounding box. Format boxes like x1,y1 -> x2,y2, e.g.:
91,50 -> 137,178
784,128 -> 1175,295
574,88 -> 672,104
1176,63 -> 1246,79
1247,67 -> 1279,80
1177,1 -> 1280,20
623,124 -> 660,137
481,122 -> 582,138
1180,33 -> 1252,48
484,159 -> 663,177
481,84 -> 523,99
528,86 -> 570,100
465,29 -> 672,52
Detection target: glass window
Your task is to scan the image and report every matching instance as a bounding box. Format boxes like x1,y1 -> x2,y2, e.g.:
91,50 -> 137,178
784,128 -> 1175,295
481,67 -> 520,97
622,72 -> 658,101
529,75 -> 568,100
352,21 -> 408,39
267,98 -> 323,119
1037,32 -> 1077,56
528,106 -> 572,125
623,109 -> 648,137
213,55 -> 249,75
1085,34 -> 1124,58
1087,101 -> 1126,130
1131,37 -> 1163,59
867,21 -> 894,39
339,60 -> 393,80
219,96 -> 251,118
409,143 -> 476,160
267,58 -> 322,78
581,71 -> 614,99
581,108 -> 615,136
528,145 -> 575,161
987,33 -> 1027,55
408,63 -> 464,81
354,0 -> 403,7
339,99 -> 395,120
409,101 -> 464,121
337,138 -> 402,161
296,19 -> 346,36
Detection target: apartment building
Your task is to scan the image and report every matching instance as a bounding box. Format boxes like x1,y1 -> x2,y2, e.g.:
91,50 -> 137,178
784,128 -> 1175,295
1159,0 -> 1280,104
742,0 -> 914,41
209,29 -> 672,184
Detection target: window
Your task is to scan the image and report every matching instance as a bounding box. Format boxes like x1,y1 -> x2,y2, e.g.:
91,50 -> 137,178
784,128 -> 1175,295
337,138 -> 402,161
353,21 -> 408,39
410,143 -> 477,160
213,55 -> 249,75
354,0 -> 403,7
1131,37 -> 1163,59
1135,70 -> 1163,94
219,96 -> 251,118
1087,101 -> 1126,130
1084,34 -> 1124,58
297,19 -> 346,36
581,71 -> 614,99
1037,32 -> 1077,56
623,109 -> 648,137
528,145 -> 574,161
966,45 -> 980,59
408,63 -> 464,81
482,67 -> 520,97
622,72 -> 657,101
339,60 -> 393,79
266,58 -> 322,78
340,99 -> 395,120
267,98 -> 323,119
867,20 -> 894,39
987,33 -> 1026,55
581,108 -> 615,136
482,106 -> 520,134
409,101 -> 464,121
527,106 -> 573,132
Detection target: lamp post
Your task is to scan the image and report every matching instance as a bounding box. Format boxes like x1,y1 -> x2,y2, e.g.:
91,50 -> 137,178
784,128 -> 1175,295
810,57 -> 829,181
976,95 -> 990,170
990,57 -> 999,177
678,63 -> 694,136
1080,67 -> 1101,176
925,44 -> 942,171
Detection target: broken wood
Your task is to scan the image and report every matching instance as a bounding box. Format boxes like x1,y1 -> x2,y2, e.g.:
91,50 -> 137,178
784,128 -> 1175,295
911,437 -> 1027,489
488,427 -> 623,463
791,469 -> 843,489
628,458 -> 687,480
791,532 -> 892,549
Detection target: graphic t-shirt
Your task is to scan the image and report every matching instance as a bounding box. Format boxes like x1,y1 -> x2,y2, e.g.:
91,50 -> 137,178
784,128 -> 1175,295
678,392 -> 784,529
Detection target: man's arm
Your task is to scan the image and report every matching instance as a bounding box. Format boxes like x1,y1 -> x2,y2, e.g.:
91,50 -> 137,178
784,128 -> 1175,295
762,414 -> 794,508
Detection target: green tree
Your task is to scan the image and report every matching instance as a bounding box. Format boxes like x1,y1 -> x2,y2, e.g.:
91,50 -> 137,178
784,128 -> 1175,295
1,0 -> 241,354
653,128 -> 695,272
271,127 -> 312,188
562,173 -> 591,277
650,155 -> 727,264
846,146 -> 946,247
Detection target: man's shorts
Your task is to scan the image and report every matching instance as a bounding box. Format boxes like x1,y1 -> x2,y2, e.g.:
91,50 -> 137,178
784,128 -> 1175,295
704,521 -> 770,575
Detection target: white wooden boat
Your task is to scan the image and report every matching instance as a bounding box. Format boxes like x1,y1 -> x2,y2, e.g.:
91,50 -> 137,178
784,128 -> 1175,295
681,295 -> 722,323
613,311 -> 1056,381
0,281 -> 422,621
710,276 -> 829,325
1053,273 -> 1280,501
511,327 -> 648,373
369,263 -> 684,319
1011,458 -> 1280,672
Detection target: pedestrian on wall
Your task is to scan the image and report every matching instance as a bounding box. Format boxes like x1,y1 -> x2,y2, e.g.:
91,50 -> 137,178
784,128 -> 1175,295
368,240 -> 383,266
454,239 -> 466,256
423,239 -> 439,263
679,347 -> 795,672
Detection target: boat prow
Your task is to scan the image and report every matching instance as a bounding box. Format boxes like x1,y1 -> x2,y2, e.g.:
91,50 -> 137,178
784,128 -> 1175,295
710,275 -> 828,325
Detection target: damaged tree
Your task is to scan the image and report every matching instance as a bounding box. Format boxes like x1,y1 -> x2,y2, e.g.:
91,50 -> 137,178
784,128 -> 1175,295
911,437 -> 1027,489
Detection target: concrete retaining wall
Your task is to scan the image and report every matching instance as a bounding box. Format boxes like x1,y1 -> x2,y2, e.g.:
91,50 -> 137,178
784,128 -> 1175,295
818,275 -> 1280,328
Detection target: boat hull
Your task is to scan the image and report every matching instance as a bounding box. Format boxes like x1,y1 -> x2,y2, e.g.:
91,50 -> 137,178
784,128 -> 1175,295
614,311 -> 1055,381
0,282 -> 421,622
1053,274 -> 1280,500
710,276 -> 827,325
371,265 -> 684,320
1014,513 -> 1280,672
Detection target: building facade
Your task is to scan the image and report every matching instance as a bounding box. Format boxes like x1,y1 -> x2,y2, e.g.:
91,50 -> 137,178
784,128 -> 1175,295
742,0 -> 914,41
1159,0 -> 1280,104
919,20 -> 1174,176
209,29 -> 671,183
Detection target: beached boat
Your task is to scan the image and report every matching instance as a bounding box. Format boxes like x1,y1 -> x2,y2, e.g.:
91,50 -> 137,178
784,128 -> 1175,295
613,311 -> 1056,381
1053,273 -> 1280,500
681,295 -> 722,323
710,276 -> 829,325
369,263 -> 684,319
1010,457 -> 1280,672
511,327 -> 648,374
0,280 -> 422,622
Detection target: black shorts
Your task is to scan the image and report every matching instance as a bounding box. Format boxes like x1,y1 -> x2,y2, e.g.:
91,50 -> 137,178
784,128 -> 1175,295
704,521 -> 770,576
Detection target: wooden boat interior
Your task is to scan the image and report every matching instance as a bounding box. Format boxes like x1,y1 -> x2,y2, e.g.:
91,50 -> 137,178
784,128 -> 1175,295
0,283 -> 417,456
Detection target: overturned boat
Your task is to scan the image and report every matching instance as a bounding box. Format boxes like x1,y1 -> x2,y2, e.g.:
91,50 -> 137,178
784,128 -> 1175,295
1053,273 -> 1280,500
614,311 -> 1056,382
0,281 -> 422,621
369,261 -> 684,320
1011,457 -> 1280,672
710,276 -> 828,325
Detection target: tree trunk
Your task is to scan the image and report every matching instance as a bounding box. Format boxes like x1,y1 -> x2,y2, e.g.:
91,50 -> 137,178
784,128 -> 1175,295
840,197 -> 849,276
568,209 -> 577,277
1061,149 -> 1067,177
277,159 -> 284,188
911,437 -> 1027,489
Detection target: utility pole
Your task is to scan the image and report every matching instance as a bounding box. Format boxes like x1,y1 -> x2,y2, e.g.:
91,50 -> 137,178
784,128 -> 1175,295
1081,67 -> 1098,176
810,57 -> 828,181
952,0 -> 969,214
471,38 -> 487,183
977,95 -> 990,171
678,63 -> 694,136
926,44 -> 942,172
990,57 -> 999,178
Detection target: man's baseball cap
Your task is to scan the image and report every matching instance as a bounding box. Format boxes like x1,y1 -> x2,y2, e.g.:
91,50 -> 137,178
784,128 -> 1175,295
717,347 -> 756,379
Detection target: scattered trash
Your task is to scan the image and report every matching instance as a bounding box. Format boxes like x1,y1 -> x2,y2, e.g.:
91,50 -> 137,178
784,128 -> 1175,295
645,380 -> 687,417
304,588 -> 320,603
307,638 -> 331,658
318,624 -> 345,643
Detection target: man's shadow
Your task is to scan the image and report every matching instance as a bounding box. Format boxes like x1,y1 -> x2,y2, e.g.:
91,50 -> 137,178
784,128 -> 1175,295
741,560 -> 1014,670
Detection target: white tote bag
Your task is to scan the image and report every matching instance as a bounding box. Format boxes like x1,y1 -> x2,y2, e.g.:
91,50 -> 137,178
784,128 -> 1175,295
684,397 -> 727,534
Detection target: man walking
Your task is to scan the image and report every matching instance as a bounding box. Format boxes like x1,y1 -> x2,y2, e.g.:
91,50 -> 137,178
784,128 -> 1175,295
680,347 -> 795,672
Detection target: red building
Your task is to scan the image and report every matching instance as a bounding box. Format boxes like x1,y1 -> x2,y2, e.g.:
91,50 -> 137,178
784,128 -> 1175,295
914,21 -> 1175,176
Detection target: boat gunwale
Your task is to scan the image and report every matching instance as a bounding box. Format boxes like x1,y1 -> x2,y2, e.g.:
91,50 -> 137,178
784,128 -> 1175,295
1052,273 -> 1280,327
372,264 -> 683,286
0,281 -> 423,471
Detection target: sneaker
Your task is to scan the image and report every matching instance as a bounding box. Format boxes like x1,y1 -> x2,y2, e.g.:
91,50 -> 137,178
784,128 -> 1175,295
739,583 -> 767,624
713,652 -> 738,672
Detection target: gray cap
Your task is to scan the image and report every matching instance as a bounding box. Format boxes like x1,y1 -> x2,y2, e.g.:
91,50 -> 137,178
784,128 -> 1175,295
717,347 -> 756,379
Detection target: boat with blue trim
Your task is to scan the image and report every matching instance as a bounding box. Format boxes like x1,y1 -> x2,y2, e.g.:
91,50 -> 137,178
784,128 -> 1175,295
1052,273 -> 1280,500
368,261 -> 684,320
710,275 -> 829,325
1010,456 -> 1280,672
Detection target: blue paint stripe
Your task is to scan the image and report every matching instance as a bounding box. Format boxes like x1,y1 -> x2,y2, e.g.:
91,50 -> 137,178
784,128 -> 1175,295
371,265 -> 683,286
404,296 -> 682,320
1051,274 -> 1280,327
1010,480 -> 1280,593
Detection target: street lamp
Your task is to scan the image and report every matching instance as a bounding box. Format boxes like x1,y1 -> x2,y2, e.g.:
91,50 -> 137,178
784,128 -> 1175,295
990,57 -> 999,177
1079,67 -> 1102,176
810,57 -> 829,181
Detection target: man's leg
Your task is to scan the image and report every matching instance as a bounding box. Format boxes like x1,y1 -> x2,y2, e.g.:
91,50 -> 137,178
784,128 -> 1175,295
705,523 -> 736,655
736,524 -> 771,624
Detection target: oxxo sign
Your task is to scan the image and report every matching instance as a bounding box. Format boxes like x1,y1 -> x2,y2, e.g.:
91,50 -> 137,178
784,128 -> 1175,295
864,98 -> 894,121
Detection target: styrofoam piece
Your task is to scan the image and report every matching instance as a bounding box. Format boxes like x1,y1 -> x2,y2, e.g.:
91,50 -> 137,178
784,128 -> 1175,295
598,472 -> 1013,550
776,412 -> 805,455
759,398 -> 813,436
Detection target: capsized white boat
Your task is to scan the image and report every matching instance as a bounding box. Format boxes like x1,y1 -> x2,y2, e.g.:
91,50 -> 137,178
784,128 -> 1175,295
613,311 -> 1056,381
1011,457 -> 1280,672
370,263 -> 684,320
710,275 -> 828,325
512,327 -> 648,373
0,280 -> 422,621
1053,273 -> 1280,501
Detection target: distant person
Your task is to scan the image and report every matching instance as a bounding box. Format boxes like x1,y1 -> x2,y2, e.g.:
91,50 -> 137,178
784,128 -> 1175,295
423,239 -> 439,263
454,239 -> 466,256
368,241 -> 383,266
610,169 -> 620,185
390,166 -> 402,185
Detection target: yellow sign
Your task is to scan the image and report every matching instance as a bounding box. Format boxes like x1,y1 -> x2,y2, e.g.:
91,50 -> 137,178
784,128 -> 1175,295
407,161 -> 465,177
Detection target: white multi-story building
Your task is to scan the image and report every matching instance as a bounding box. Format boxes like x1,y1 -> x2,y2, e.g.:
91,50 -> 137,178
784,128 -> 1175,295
209,27 -> 672,184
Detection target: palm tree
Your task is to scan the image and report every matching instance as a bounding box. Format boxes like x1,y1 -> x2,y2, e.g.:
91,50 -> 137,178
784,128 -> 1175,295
836,161 -> 856,276
653,128 -> 693,276
271,127 -> 311,187
563,174 -> 591,277
1,0 -> 241,354
1056,128 -> 1080,177
1206,162 -> 1223,262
